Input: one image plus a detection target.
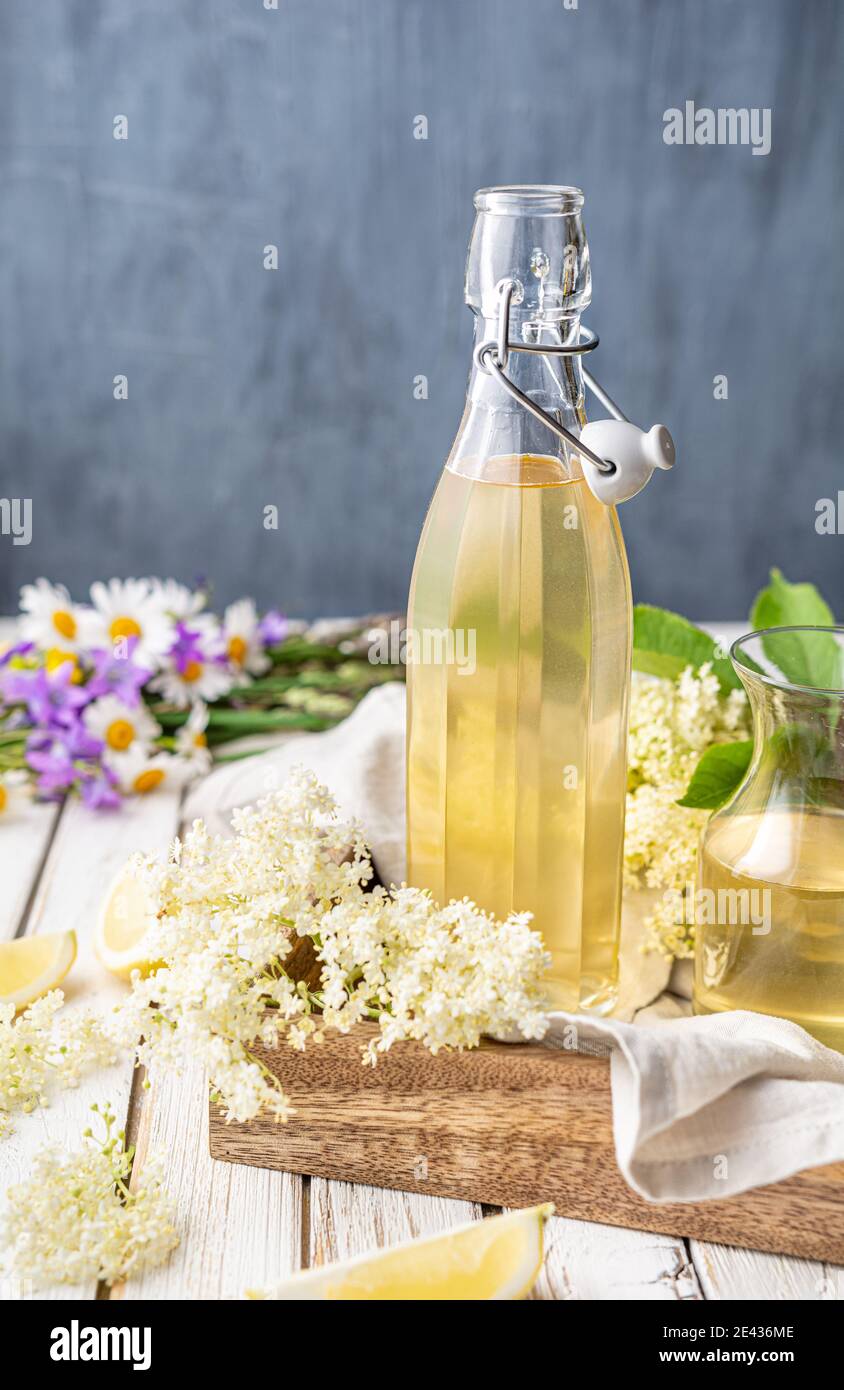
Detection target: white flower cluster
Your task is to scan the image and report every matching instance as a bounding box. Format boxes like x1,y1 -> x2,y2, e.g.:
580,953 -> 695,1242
0,1104 -> 178,1286
111,769 -> 550,1123
318,890 -> 549,1063
625,664 -> 749,957
0,991 -> 118,1138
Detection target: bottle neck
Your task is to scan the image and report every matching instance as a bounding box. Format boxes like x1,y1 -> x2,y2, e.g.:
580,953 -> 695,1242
450,313 -> 587,474
740,671 -> 844,813
467,310 -> 585,405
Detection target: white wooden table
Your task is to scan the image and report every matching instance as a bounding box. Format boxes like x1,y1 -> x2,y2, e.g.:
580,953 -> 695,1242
1,625 -> 842,1301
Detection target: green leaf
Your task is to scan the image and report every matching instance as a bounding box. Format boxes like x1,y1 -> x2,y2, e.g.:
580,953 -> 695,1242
749,569 -> 840,690
750,567 -> 835,629
632,605 -> 740,693
677,740 -> 754,810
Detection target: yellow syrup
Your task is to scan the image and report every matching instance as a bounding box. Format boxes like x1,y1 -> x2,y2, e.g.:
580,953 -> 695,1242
696,807 -> 844,1050
406,453 -> 631,1012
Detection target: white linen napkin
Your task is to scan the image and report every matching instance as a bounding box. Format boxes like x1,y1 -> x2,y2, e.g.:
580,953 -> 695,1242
186,682 -> 844,1203
541,1008 -> 844,1202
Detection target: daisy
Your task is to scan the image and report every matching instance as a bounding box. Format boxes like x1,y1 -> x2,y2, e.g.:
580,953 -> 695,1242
223,598 -> 271,677
175,702 -> 212,774
148,578 -> 208,623
18,580 -> 91,655
149,620 -> 233,709
87,579 -> 173,671
0,770 -> 30,819
83,694 -> 161,755
152,661 -> 232,709
105,746 -> 192,797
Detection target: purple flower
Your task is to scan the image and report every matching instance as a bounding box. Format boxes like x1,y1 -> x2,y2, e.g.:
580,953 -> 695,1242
26,720 -> 113,804
2,664 -> 89,730
86,641 -> 151,707
259,610 -> 288,646
169,622 -> 207,676
0,640 -> 35,667
62,720 -> 105,761
80,763 -> 121,810
27,739 -> 77,796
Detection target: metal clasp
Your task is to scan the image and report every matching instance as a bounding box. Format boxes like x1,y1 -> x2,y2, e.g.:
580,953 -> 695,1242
474,277 -> 628,477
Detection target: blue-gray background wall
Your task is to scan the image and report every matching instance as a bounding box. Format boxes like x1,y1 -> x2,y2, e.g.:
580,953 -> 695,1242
1,0 -> 841,619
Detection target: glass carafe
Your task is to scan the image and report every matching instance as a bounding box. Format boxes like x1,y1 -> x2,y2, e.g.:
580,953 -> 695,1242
406,186 -> 632,1014
694,626 -> 844,1050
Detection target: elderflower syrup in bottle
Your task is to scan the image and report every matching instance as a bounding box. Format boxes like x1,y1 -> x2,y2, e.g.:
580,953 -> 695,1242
406,187 -> 633,1013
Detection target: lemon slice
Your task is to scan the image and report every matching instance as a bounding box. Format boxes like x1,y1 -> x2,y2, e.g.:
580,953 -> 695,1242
95,863 -> 161,979
0,930 -> 77,1009
248,1204 -> 554,1301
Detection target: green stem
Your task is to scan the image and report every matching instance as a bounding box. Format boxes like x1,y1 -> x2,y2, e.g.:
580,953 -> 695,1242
265,640 -> 348,666
211,745 -> 279,763
154,708 -> 331,733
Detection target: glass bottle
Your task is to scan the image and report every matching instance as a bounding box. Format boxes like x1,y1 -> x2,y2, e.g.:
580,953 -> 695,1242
695,625 -> 844,1050
406,185 -> 632,1013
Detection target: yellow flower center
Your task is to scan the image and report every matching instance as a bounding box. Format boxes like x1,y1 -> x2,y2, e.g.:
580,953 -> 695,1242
0,785 -> 7,813
228,635 -> 247,666
183,660 -> 203,683
52,609 -> 77,640
109,616 -> 142,641
106,719 -> 135,751
193,732 -> 208,748
45,649 -> 82,683
133,769 -> 165,794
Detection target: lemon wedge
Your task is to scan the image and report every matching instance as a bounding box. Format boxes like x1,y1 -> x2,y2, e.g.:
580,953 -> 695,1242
248,1204 -> 554,1301
95,863 -> 160,979
0,930 -> 77,1009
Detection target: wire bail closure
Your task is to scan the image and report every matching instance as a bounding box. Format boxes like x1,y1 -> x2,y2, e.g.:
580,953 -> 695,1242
473,277 -> 624,477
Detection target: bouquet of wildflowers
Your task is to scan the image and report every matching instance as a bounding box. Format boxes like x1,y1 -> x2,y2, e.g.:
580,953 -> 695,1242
0,578 -> 402,813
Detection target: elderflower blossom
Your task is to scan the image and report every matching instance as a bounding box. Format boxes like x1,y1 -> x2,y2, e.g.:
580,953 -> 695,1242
625,663 -> 749,957
0,1104 -> 178,1286
111,769 -> 550,1124
0,991 -> 118,1138
317,889 -> 549,1060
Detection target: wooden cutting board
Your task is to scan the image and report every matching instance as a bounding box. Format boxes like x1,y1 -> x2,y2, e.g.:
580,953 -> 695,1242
208,1024 -> 844,1263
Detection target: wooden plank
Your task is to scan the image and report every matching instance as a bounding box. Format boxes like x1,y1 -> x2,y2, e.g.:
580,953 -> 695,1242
310,1177 -> 481,1267
0,792 -> 182,1300
113,1064 -> 303,1301
533,1217 -> 702,1301
690,1240 -> 844,1302
209,1025 -> 844,1266
309,1180 -> 703,1302
0,799 -> 60,941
